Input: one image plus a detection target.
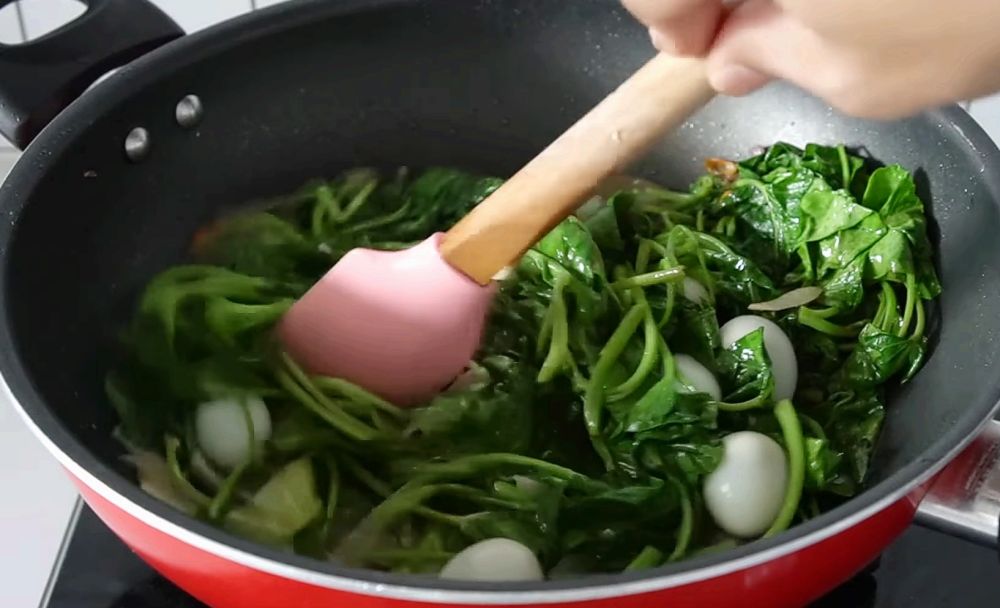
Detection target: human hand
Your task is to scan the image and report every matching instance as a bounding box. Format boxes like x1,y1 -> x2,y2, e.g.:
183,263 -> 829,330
622,0 -> 1000,118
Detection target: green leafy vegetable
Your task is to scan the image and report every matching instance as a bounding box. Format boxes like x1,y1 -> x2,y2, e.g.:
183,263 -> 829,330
108,145 -> 940,578
223,457 -> 322,546
716,327 -> 774,406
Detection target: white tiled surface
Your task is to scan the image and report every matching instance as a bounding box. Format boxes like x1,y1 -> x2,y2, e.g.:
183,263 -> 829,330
0,4 -> 22,44
0,5 -> 280,604
19,0 -> 84,39
0,397 -> 76,607
0,150 -> 78,608
969,94 -> 1000,143
13,0 -> 262,37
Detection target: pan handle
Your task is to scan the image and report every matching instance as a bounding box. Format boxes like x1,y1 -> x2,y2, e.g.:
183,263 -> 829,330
0,0 -> 183,150
914,418 -> 1000,549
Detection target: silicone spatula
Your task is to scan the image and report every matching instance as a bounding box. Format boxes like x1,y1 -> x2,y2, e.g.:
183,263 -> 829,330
278,54 -> 714,405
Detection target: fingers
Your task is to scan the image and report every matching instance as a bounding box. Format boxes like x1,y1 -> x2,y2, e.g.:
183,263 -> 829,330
650,2 -> 725,56
707,0 -> 921,118
632,0 -> 980,118
706,64 -> 771,96
706,0 -> 829,99
622,0 -> 725,56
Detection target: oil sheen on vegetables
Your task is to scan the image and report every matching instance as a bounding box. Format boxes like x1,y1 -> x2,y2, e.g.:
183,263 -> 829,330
106,142 -> 940,578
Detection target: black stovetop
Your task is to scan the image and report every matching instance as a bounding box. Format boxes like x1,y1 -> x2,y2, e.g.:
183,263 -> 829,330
42,502 -> 999,608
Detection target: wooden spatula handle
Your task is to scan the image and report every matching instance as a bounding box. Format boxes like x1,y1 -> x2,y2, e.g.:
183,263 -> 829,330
440,54 -> 714,285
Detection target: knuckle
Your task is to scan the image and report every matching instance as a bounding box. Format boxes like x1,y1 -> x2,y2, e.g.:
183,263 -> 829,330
809,57 -> 880,117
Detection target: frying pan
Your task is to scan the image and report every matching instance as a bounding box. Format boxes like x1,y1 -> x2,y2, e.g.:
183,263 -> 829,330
3,1 -> 1000,606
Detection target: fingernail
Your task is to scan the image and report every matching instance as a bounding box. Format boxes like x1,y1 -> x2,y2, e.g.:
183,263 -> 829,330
709,64 -> 769,96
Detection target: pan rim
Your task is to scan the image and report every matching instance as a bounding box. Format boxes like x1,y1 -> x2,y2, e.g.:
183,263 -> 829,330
2,0 -> 1000,601
8,375 -> 998,602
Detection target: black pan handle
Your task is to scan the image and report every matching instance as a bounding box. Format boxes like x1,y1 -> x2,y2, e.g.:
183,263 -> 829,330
0,0 -> 183,149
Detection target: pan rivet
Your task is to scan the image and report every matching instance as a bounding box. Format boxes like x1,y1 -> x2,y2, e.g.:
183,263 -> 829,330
175,95 -> 204,129
124,127 -> 150,162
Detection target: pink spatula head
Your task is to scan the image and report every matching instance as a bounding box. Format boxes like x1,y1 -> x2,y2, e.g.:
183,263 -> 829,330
277,233 -> 495,406
279,55 -> 713,405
